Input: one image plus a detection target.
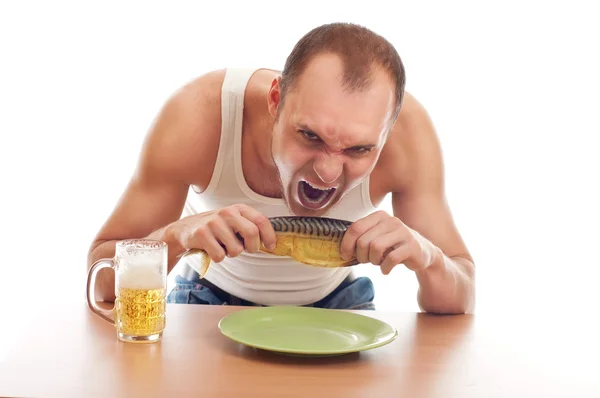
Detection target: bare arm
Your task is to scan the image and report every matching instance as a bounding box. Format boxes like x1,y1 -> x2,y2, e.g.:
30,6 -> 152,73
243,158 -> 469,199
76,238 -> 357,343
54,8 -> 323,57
338,93 -> 475,314
390,96 -> 475,314
87,71 -> 224,302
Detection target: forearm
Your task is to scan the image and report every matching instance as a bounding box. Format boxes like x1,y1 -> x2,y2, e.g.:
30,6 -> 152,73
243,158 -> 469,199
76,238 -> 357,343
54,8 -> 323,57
86,225 -> 185,303
415,249 -> 475,314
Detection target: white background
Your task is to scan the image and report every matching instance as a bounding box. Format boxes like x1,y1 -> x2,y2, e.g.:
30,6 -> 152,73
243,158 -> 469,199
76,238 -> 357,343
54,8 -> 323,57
1,0 -> 599,361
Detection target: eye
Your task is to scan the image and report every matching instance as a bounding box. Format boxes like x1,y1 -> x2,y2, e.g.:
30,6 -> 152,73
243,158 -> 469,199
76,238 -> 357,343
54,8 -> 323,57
299,130 -> 321,141
348,147 -> 372,156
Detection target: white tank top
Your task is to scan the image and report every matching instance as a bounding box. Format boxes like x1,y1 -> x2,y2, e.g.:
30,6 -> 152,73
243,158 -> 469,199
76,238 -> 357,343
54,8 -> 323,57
180,68 -> 377,305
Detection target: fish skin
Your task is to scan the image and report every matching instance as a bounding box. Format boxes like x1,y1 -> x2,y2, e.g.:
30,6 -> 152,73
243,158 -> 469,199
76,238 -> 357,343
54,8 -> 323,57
179,216 -> 358,278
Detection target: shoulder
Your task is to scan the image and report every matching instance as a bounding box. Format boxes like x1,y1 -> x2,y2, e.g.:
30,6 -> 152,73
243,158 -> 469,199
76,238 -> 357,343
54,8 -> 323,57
137,69 -> 227,189
374,92 -> 444,196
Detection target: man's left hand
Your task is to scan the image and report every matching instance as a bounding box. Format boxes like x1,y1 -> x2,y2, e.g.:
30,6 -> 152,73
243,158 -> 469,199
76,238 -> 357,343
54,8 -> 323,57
340,210 -> 441,275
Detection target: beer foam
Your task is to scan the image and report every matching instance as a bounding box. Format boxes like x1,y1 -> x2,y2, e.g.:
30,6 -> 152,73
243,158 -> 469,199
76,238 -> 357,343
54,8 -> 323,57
120,250 -> 164,267
119,265 -> 164,290
117,249 -> 165,289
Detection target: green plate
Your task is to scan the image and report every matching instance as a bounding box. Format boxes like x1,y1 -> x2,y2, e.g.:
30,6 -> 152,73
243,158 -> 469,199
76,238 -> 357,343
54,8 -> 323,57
218,306 -> 398,356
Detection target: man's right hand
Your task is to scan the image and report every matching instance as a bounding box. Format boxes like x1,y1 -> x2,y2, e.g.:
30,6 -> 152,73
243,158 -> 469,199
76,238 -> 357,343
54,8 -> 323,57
167,204 -> 277,262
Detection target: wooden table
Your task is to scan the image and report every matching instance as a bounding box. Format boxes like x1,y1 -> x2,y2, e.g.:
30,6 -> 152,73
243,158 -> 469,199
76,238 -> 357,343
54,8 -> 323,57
1,299 -> 598,398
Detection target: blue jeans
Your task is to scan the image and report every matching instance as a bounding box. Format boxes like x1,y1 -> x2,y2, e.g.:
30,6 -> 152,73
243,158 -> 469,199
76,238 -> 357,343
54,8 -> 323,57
167,275 -> 376,310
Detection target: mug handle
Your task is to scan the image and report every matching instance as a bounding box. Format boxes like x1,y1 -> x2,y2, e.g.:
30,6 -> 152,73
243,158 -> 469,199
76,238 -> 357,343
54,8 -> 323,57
86,258 -> 116,324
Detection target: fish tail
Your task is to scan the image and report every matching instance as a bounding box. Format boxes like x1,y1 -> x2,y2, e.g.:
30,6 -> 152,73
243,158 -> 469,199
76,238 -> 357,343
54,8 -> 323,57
178,248 -> 212,278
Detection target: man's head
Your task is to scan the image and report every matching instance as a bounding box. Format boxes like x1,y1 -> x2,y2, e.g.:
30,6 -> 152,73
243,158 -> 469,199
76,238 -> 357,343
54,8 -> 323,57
267,23 -> 406,216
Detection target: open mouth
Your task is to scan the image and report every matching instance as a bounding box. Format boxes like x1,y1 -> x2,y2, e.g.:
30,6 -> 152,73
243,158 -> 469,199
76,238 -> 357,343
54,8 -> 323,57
297,180 -> 336,209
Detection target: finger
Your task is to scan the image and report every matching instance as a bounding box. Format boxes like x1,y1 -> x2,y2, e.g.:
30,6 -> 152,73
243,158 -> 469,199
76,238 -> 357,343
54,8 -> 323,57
191,225 -> 227,263
238,206 -> 276,250
209,217 -> 245,258
368,232 -> 406,265
354,215 -> 403,264
355,221 -> 392,264
379,244 -> 412,275
225,213 -> 261,253
340,211 -> 388,260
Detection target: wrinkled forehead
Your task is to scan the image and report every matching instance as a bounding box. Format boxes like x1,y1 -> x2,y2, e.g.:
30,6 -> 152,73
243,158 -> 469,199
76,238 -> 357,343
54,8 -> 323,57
286,71 -> 394,146
286,54 -> 394,131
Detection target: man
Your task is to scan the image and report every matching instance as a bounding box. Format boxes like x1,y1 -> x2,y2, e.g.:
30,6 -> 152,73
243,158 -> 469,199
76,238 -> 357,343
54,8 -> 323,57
87,22 -> 475,314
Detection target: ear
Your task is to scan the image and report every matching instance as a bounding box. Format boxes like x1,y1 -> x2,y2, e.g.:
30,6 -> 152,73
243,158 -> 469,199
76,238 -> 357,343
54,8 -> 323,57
267,76 -> 281,118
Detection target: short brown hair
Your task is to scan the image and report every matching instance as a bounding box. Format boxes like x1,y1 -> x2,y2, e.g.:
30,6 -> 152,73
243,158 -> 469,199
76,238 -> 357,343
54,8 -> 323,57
279,22 -> 406,123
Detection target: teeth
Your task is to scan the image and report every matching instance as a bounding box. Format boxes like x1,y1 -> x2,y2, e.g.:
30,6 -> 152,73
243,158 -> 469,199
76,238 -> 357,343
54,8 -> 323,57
305,180 -> 333,191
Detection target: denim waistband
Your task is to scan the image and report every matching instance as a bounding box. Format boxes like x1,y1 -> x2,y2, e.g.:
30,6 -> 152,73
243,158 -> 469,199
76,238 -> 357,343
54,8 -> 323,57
178,262 -> 358,306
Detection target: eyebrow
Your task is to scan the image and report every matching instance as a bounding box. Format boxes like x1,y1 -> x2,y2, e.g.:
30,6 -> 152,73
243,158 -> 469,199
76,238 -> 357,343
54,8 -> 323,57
297,123 -> 377,150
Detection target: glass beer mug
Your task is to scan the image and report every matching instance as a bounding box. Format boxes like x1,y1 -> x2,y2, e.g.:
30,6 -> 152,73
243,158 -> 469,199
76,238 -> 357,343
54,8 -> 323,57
86,239 -> 167,343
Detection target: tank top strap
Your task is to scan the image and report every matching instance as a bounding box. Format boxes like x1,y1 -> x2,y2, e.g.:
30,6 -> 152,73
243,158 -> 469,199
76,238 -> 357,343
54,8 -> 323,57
200,68 -> 258,197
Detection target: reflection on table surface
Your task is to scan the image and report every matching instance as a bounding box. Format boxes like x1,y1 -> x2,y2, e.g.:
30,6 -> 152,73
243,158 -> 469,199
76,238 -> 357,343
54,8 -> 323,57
0,300 -> 598,397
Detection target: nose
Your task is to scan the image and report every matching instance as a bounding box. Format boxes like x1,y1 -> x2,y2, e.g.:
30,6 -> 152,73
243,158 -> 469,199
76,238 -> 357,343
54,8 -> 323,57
313,153 -> 343,184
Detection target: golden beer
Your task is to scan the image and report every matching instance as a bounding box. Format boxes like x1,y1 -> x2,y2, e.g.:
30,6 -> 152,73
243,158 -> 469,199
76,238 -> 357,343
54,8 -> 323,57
115,287 -> 166,338
87,239 -> 168,343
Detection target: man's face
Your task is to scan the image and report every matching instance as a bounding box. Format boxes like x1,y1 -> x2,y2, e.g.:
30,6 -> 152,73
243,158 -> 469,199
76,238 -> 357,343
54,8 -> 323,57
268,54 -> 395,217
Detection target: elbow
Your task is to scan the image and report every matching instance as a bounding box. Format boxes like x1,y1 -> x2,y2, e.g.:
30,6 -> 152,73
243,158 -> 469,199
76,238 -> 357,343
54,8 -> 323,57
418,275 -> 476,315
87,239 -> 108,271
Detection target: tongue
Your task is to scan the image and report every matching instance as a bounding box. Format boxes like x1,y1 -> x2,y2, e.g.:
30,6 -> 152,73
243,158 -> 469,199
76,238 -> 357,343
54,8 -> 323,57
303,181 -> 325,199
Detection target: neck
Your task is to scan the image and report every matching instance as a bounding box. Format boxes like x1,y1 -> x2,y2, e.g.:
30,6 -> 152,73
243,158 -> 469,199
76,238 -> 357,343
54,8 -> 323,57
246,118 -> 283,198
254,116 -> 278,172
